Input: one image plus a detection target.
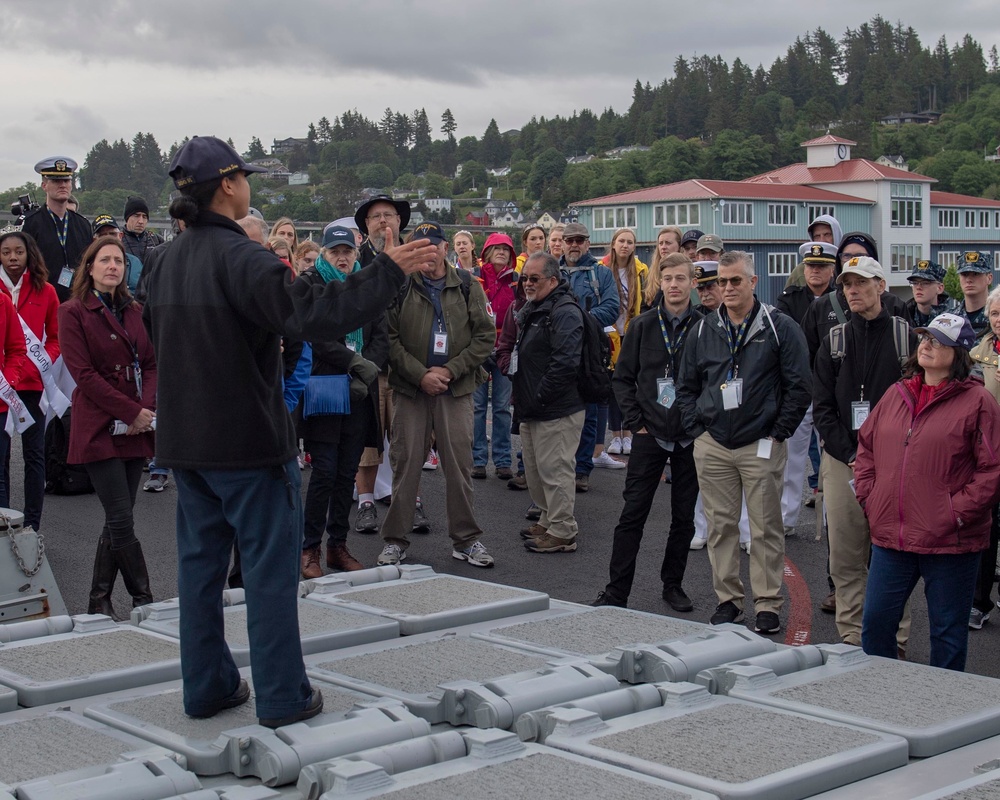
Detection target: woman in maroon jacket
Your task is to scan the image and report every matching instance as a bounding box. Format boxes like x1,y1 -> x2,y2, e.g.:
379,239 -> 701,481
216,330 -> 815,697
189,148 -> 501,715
58,236 -> 157,616
0,229 -> 60,531
855,313 -> 1000,671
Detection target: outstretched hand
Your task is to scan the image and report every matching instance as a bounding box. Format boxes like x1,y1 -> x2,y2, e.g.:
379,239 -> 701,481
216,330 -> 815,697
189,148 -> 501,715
384,239 -> 438,275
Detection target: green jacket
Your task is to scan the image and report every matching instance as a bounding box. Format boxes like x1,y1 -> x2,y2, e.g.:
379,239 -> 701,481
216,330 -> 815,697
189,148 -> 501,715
387,265 -> 495,398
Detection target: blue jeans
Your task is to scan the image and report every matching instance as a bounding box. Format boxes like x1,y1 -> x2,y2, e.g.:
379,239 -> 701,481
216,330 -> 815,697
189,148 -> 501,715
574,403 -> 601,476
148,457 -> 169,478
173,460 -> 313,718
472,361 -> 512,468
862,545 -> 980,671
0,391 -> 45,529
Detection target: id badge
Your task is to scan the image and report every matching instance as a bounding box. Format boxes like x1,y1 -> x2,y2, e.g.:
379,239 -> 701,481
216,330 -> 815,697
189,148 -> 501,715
657,377 -> 676,408
756,438 -> 772,459
433,332 -> 448,356
851,400 -> 871,430
58,267 -> 73,288
721,378 -> 743,410
508,349 -> 519,375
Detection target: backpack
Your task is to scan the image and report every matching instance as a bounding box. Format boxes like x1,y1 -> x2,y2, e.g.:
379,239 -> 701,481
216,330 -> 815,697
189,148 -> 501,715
828,316 -> 911,370
44,411 -> 94,496
553,295 -> 612,404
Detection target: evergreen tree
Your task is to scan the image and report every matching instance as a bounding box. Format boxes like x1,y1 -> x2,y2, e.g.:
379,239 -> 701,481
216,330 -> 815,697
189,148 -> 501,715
441,108 -> 457,140
245,137 -> 266,160
317,116 -> 334,145
480,119 -> 507,167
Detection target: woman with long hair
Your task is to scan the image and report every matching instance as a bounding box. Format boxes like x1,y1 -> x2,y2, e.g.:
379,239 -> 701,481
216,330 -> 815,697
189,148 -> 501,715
644,226 -> 682,309
515,224 -> 546,272
0,229 -> 57,531
271,217 -> 299,251
452,230 -> 478,274
59,236 -> 157,616
601,228 -> 648,457
293,240 -> 320,275
548,224 -> 565,261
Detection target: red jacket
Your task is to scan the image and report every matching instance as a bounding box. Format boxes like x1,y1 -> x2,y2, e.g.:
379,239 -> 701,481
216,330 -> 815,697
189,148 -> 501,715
855,375 -> 1000,554
0,292 -> 27,411
479,234 -> 518,340
58,295 -> 156,464
0,278 -> 60,392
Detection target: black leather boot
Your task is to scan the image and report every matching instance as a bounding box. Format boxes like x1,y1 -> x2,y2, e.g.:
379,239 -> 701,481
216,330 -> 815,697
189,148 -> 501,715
87,537 -> 118,618
115,540 -> 154,607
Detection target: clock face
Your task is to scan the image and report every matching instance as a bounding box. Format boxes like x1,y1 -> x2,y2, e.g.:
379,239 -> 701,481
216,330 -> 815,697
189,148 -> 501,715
837,144 -> 847,159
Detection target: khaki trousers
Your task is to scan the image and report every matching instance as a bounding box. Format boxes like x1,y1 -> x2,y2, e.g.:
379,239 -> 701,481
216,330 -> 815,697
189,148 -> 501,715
823,453 -> 910,648
694,432 -> 786,614
381,392 -> 481,550
520,410 -> 585,540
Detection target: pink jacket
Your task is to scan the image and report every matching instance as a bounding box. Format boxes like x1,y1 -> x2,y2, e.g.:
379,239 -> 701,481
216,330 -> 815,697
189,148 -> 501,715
479,233 -> 518,340
855,375 -> 1000,554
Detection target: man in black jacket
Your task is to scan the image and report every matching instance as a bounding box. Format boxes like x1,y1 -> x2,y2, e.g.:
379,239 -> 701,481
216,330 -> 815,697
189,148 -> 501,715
20,156 -> 92,302
813,255 -> 915,649
593,255 -> 703,610
504,252 -> 585,554
122,196 -> 164,266
677,251 -> 811,634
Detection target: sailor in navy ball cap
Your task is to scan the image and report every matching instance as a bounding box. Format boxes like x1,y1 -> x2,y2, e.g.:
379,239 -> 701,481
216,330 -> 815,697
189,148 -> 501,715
168,136 -> 267,188
904,259 -> 960,328
957,251 -> 995,339
21,155 -> 91,301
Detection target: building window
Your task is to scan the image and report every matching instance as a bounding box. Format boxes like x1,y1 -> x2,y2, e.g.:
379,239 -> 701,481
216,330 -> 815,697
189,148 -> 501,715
966,210 -> 977,228
995,211 -> 1000,229
653,203 -> 700,228
938,209 -> 960,228
767,203 -> 797,226
808,205 -> 835,223
980,211 -> 992,229
593,206 -> 636,231
768,253 -> 797,277
937,251 -> 959,269
890,182 -> 922,228
890,244 -> 922,273
722,202 -> 753,225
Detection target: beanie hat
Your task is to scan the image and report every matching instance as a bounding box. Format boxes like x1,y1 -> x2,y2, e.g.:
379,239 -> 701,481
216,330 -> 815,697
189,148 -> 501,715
123,196 -> 150,221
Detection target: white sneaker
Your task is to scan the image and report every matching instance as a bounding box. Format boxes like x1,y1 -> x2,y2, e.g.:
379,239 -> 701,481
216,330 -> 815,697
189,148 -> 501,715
622,436 -> 632,455
607,436 -> 623,455
377,543 -> 406,566
689,536 -> 707,550
592,451 -> 627,469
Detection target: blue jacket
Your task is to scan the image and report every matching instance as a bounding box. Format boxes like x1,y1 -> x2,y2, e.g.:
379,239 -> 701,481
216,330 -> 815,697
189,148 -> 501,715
560,252 -> 619,328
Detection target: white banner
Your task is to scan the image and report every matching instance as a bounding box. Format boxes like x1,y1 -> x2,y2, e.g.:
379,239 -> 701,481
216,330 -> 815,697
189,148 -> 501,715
0,372 -> 34,436
19,317 -> 71,419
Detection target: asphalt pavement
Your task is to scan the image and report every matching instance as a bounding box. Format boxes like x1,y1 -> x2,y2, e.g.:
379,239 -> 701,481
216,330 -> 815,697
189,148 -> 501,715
8,433 -> 999,678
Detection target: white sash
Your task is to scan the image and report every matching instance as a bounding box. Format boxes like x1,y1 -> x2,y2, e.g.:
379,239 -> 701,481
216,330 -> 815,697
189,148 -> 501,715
19,317 -> 71,419
0,372 -> 34,435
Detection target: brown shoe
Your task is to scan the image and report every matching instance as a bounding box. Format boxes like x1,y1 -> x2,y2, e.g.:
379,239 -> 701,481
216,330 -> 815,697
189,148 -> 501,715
471,465 -> 487,480
326,543 -> 364,571
519,523 -> 547,540
301,547 -> 322,579
820,591 -> 836,614
525,532 -> 577,553
575,475 -> 589,493
496,467 -> 514,480
507,472 -> 528,490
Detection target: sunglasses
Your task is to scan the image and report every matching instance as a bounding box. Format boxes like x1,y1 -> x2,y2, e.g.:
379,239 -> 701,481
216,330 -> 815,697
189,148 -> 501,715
716,276 -> 746,287
522,274 -> 552,284
564,236 -> 588,244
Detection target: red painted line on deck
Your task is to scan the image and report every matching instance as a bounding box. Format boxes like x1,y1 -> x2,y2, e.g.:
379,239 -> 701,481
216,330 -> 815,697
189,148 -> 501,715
783,555 -> 812,646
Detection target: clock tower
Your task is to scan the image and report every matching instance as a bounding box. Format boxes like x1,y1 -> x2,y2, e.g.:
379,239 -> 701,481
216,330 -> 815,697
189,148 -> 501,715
802,135 -> 855,168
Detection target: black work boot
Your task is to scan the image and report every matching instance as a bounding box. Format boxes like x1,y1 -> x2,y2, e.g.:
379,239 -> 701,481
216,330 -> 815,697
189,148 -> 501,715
87,536 -> 118,618
115,540 -> 154,607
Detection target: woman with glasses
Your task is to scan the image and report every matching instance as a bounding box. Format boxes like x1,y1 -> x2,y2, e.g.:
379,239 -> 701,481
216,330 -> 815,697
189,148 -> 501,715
855,313 -> 1000,670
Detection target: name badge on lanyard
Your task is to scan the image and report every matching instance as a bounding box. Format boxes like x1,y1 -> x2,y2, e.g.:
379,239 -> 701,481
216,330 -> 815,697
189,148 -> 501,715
657,376 -> 676,408
433,324 -> 448,356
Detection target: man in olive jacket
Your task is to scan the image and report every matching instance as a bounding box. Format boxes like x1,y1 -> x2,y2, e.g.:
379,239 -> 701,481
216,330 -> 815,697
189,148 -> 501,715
378,222 -> 497,568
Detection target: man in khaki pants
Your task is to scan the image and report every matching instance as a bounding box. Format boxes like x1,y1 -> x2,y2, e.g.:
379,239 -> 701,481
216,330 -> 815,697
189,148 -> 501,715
677,251 -> 811,635
813,256 -> 915,649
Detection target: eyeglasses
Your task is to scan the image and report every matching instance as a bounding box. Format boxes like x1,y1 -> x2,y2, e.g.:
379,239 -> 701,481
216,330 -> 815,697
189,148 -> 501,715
716,276 -> 746,287
366,211 -> 399,222
564,236 -> 587,245
919,334 -> 947,350
522,274 -> 552,284
840,252 -> 868,261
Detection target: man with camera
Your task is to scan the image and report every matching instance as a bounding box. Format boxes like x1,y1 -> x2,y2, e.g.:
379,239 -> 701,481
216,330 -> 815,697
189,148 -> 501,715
20,157 -> 93,302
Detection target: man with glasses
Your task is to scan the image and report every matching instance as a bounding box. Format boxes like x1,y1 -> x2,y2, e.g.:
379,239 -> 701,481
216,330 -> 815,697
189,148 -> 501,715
904,260 -> 960,328
813,255 -> 915,650
677,251 -> 810,634
957,251 -> 994,339
21,157 -> 93,302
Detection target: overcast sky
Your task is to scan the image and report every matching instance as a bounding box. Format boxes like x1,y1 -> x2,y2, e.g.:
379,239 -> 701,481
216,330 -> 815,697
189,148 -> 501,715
1,1 -> 997,193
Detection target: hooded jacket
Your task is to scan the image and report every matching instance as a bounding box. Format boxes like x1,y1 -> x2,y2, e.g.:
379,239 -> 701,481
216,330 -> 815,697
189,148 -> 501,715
479,233 -> 518,338
855,375 -> 1000,554
676,300 -> 811,449
783,214 -> 844,289
812,304 -> 916,465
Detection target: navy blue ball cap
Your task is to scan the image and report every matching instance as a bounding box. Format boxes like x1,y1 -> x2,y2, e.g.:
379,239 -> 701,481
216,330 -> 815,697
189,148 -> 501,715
322,226 -> 355,249
168,136 -> 267,189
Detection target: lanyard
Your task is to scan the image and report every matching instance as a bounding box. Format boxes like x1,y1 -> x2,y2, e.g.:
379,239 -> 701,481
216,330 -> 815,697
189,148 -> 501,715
657,307 -> 689,378
850,320 -> 889,402
47,209 -> 68,253
724,313 -> 750,380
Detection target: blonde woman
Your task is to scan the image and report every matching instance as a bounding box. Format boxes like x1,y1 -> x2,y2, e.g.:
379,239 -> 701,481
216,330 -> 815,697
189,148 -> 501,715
644,226 -> 682,309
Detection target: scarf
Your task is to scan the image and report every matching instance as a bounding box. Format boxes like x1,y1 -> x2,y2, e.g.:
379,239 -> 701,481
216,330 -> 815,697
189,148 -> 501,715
314,255 -> 364,353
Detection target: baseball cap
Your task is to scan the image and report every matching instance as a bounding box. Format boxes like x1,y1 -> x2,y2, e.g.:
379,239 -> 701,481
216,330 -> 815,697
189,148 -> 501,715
693,261 -> 719,284
696,234 -> 723,253
322,226 -> 356,249
836,255 -> 885,284
168,136 -> 267,189
907,259 -> 945,283
958,251 -> 994,274
680,229 -> 705,246
410,221 -> 447,244
915,313 -> 977,350
92,214 -> 119,235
